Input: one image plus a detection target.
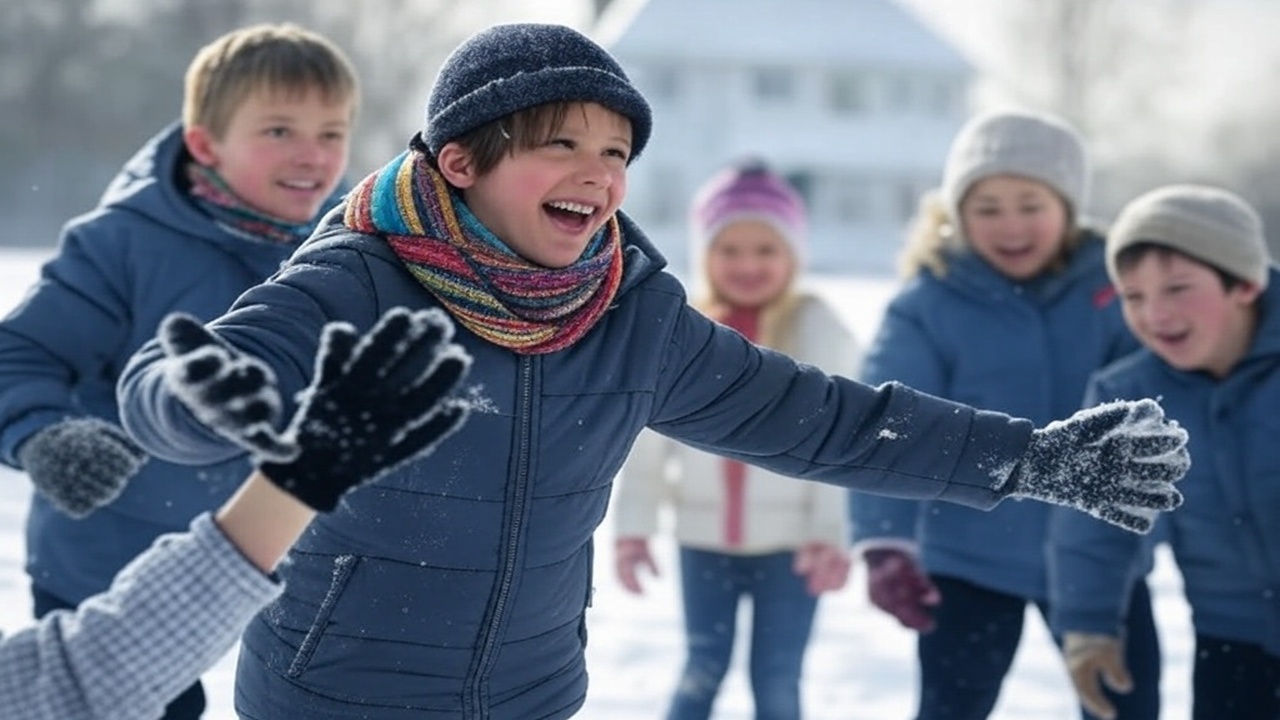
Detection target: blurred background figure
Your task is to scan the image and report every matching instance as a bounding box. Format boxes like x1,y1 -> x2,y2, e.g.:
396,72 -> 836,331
613,159 -> 858,720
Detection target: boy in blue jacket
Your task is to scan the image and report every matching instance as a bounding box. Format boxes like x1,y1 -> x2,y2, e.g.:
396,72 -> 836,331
118,22 -> 1188,720
0,23 -> 357,719
1049,185 -> 1280,720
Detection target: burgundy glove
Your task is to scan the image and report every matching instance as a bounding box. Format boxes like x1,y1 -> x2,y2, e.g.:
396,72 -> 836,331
864,547 -> 941,632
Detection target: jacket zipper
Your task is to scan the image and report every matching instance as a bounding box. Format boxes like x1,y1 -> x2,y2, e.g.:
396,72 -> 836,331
465,355 -> 535,718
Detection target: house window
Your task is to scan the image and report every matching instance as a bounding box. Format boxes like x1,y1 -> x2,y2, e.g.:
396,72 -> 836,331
752,67 -> 793,102
828,176 -> 873,224
828,71 -> 868,115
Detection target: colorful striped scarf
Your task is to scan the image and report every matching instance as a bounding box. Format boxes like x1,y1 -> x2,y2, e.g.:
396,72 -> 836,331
343,150 -> 623,354
185,163 -> 319,245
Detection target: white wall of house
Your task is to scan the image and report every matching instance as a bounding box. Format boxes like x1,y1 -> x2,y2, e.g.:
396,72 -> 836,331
596,0 -> 974,276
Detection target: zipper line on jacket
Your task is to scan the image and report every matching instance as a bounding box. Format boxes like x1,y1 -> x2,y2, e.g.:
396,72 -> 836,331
467,355 -> 534,717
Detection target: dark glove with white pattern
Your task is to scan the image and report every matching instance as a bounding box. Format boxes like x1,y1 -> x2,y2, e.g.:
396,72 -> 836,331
159,307 -> 471,512
18,418 -> 148,518
257,307 -> 472,511
159,313 -> 295,462
1001,398 -> 1188,534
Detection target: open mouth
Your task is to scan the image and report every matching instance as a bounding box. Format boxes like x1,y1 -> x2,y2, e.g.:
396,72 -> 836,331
279,179 -> 323,192
544,200 -> 596,232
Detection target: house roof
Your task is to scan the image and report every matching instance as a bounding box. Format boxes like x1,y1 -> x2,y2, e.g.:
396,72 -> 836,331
596,0 -> 971,70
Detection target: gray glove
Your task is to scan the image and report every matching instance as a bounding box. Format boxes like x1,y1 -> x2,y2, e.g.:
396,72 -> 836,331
1002,398 -> 1188,533
18,418 -> 148,518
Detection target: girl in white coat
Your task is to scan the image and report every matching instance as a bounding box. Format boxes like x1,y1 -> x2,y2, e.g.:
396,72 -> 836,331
612,159 -> 857,720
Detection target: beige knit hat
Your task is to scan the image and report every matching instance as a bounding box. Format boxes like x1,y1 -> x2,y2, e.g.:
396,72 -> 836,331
1106,184 -> 1270,290
941,110 -> 1088,223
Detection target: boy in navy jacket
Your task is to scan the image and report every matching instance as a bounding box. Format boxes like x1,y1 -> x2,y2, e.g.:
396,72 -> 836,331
1050,185 -> 1280,720
118,22 -> 1188,720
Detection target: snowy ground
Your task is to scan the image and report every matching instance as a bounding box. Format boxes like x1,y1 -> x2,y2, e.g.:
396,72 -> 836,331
0,249 -> 1194,718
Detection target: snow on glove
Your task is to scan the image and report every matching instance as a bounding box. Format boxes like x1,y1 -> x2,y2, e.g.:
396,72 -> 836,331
1063,632 -> 1132,720
258,307 -> 472,512
863,547 -> 940,632
159,313 -> 294,462
1002,398 -> 1188,534
18,418 -> 148,518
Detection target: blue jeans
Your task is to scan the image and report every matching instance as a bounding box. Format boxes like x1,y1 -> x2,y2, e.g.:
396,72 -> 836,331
915,575 -> 1160,720
667,547 -> 819,720
34,584 -> 207,719
1191,634 -> 1280,720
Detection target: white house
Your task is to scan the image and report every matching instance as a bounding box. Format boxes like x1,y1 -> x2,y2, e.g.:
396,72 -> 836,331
594,0 -> 973,276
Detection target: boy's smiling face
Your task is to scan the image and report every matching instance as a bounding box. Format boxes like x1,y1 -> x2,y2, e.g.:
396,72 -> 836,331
184,88 -> 353,223
439,102 -> 632,269
1116,249 -> 1261,378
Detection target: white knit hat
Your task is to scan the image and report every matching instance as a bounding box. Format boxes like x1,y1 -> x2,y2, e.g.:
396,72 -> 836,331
941,110 -> 1088,223
1106,184 -> 1270,290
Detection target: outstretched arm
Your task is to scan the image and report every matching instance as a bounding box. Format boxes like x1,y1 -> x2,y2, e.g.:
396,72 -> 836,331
0,306 -> 471,720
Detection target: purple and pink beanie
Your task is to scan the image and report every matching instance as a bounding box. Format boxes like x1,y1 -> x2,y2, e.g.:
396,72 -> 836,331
690,159 -> 808,262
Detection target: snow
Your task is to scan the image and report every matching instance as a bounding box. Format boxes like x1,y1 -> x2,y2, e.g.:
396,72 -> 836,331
0,248 -> 1194,718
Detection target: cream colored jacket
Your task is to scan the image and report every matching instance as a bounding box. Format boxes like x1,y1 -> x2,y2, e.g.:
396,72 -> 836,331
612,292 -> 860,554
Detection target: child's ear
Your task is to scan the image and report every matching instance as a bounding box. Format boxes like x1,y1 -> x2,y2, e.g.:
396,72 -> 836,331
436,142 -> 478,189
183,125 -> 220,167
1234,280 -> 1264,305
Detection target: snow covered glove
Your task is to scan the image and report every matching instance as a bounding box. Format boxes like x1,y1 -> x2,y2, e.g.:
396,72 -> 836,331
258,307 -> 472,512
18,418 -> 148,518
1063,632 -> 1133,720
1002,398 -> 1188,534
159,313 -> 294,462
863,547 -> 940,632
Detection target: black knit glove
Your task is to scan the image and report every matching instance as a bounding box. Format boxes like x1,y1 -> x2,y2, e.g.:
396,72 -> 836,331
1001,398 -> 1189,534
159,313 -> 295,462
258,307 -> 472,511
18,418 -> 148,518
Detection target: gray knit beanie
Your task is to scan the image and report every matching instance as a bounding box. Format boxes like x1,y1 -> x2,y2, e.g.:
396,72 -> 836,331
422,23 -> 652,161
1106,184 -> 1270,289
941,110 -> 1088,222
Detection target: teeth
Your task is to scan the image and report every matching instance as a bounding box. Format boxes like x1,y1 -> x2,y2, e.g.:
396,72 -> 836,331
281,180 -> 320,190
547,200 -> 593,215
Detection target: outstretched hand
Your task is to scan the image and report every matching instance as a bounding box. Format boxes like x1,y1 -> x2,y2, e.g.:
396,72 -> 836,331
159,313 -> 295,462
161,308 -> 472,511
1004,398 -> 1188,533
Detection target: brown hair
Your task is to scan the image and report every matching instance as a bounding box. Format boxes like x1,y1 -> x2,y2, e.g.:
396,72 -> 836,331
420,102 -> 600,176
182,23 -> 359,138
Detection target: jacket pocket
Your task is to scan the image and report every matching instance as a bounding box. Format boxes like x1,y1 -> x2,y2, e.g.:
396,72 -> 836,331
288,554 -> 360,678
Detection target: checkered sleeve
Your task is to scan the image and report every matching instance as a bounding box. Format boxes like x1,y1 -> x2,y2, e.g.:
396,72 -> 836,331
0,512 -> 282,720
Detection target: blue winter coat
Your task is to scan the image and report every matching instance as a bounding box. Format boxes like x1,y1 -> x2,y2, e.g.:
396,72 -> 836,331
1050,266 -> 1280,656
0,123 -> 339,604
119,210 -> 1041,720
849,236 -> 1136,599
